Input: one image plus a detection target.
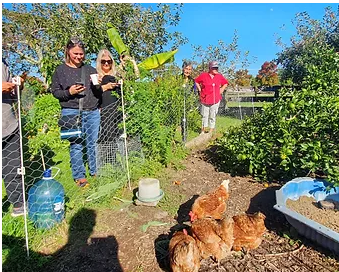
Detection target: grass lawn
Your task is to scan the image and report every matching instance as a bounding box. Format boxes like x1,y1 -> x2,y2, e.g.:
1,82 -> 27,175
226,91 -> 275,97
226,101 -> 271,107
216,115 -> 243,134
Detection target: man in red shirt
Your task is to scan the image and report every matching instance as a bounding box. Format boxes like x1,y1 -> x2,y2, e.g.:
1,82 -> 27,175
195,61 -> 228,134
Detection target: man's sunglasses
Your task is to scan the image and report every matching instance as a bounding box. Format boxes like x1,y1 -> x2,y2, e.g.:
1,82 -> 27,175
101,60 -> 113,65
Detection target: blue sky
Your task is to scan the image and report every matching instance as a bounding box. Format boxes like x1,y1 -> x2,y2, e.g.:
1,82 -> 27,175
142,3 -> 338,75
3,2 -> 337,77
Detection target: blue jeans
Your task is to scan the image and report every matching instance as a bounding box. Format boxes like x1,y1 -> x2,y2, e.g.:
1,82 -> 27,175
61,108 -> 100,180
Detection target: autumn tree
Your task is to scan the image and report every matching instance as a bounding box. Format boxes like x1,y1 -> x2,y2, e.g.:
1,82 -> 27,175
2,3 -> 187,85
234,69 -> 252,87
256,61 -> 279,86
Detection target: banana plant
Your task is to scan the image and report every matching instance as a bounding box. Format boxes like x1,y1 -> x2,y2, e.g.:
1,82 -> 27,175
137,49 -> 178,70
106,24 -> 178,70
106,23 -> 129,55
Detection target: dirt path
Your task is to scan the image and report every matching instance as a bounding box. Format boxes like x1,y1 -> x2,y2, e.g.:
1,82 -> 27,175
44,149 -> 339,272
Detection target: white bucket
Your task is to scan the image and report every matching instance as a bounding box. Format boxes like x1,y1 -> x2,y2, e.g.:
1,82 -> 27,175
137,178 -> 164,202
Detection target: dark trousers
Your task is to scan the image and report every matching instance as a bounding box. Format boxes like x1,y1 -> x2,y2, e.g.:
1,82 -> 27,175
2,129 -> 23,207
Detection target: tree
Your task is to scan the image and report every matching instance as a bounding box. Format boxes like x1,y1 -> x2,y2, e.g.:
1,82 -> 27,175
234,69 -> 252,87
191,30 -> 254,84
276,6 -> 339,84
215,44 -> 339,187
2,3 -> 187,85
256,61 -> 279,86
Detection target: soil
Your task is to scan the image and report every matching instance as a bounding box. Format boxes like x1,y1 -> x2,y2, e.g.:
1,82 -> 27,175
286,196 -> 339,233
41,145 -> 339,272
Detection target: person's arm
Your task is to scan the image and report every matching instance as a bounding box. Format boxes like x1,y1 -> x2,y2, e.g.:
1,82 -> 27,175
219,76 -> 229,95
129,57 -> 140,79
195,74 -> 203,95
2,82 -> 15,93
220,83 -> 228,94
50,68 -> 71,101
101,82 -> 119,92
50,67 -> 85,101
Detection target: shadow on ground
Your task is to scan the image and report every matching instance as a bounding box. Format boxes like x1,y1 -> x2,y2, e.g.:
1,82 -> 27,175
3,208 -> 123,272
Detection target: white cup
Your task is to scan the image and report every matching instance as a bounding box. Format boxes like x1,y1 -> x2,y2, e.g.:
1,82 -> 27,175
90,74 -> 99,85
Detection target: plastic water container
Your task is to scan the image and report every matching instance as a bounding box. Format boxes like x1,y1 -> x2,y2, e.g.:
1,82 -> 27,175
28,168 -> 65,229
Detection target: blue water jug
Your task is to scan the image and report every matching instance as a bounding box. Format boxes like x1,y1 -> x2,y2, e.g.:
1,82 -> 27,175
28,168 -> 65,229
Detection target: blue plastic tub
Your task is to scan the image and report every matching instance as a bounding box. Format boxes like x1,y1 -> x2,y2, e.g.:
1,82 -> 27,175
274,177 -> 339,255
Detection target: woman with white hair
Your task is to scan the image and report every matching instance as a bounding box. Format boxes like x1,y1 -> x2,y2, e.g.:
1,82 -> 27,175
96,49 -> 123,143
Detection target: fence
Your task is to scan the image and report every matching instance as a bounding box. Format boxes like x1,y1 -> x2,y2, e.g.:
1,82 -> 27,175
2,74 -> 277,261
2,74 -> 201,260
221,89 -> 277,120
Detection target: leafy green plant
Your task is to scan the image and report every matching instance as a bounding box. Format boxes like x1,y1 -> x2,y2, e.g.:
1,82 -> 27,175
215,45 -> 339,187
22,94 -> 64,156
138,49 -> 178,70
106,23 -> 129,55
124,71 -> 200,165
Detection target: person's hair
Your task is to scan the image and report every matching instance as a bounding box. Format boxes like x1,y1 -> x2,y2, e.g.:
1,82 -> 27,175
64,36 -> 85,63
96,49 -> 116,76
182,60 -> 193,69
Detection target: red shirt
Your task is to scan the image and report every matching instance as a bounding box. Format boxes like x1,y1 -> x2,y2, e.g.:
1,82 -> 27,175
195,72 -> 228,105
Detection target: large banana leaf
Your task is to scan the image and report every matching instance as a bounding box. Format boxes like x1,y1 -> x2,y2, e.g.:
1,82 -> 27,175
138,49 -> 178,70
107,23 -> 129,55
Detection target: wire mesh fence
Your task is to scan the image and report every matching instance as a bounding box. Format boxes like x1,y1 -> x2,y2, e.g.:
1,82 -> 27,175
2,70 -> 274,259
2,73 -> 202,257
221,89 -> 276,120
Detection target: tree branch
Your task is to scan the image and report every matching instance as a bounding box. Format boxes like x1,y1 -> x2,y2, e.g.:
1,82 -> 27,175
7,43 -> 39,65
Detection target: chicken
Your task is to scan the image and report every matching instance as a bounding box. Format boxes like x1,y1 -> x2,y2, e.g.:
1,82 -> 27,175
169,229 -> 200,272
191,217 -> 233,264
189,179 -> 230,221
219,216 -> 235,252
232,212 -> 267,252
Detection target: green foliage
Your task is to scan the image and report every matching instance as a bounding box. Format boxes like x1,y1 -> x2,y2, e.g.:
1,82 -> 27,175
192,30 -> 254,85
276,6 -> 339,85
106,23 -> 129,55
138,49 -> 178,70
124,72 -> 199,165
25,76 -> 48,96
22,94 -> 64,156
215,45 -> 339,187
2,3 -> 187,84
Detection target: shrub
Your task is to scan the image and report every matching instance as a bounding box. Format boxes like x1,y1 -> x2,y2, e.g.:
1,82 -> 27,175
124,73 -> 200,165
22,93 -> 64,157
215,45 -> 339,187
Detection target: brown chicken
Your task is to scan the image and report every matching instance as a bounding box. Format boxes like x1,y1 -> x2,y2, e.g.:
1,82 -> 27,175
232,212 -> 267,251
191,217 -> 233,264
189,179 -> 230,222
169,229 -> 201,272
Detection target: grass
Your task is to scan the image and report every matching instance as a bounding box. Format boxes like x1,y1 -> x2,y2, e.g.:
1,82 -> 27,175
226,101 -> 271,107
226,91 -> 275,97
216,115 -> 243,134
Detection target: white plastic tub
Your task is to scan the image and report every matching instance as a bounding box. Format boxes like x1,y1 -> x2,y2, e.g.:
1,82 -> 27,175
274,177 -> 339,255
